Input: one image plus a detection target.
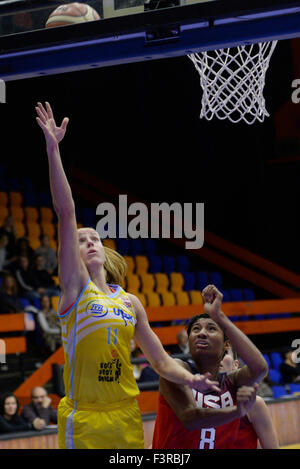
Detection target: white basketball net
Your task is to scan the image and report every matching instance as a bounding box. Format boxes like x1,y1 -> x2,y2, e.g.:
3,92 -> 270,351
188,41 -> 278,125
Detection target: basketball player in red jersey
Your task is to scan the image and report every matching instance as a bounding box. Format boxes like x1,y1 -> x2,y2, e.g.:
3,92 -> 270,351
152,285 -> 268,449
220,345 -> 280,449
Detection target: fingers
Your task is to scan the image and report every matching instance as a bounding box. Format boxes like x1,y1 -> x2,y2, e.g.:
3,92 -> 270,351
202,285 -> 223,303
45,101 -> 54,119
35,105 -> 47,124
61,117 -> 69,131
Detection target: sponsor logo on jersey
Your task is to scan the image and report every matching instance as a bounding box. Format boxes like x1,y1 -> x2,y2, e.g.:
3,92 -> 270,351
86,301 -> 135,326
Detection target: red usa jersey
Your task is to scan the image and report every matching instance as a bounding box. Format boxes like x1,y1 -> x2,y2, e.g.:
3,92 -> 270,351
152,374 -> 240,449
234,415 -> 258,449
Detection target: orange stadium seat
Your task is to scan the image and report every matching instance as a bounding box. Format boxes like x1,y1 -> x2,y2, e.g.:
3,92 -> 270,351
135,256 -> 149,275
28,237 -> 41,250
15,222 -> 26,238
51,296 -> 60,312
140,273 -> 155,294
9,191 -> 23,206
161,291 -> 176,307
40,207 -> 54,222
154,273 -> 169,294
0,191 -> 8,206
0,206 -> 9,224
49,238 -> 57,250
124,256 -> 135,273
189,290 -> 204,305
10,206 -> 25,222
175,291 -> 190,306
145,292 -> 161,307
26,222 -> 41,238
25,206 -> 39,223
134,292 -> 147,308
41,222 -> 56,238
126,273 -> 141,295
170,272 -> 184,293
102,239 -> 117,251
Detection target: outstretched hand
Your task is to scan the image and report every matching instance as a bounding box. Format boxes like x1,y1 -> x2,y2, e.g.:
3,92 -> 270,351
236,383 -> 258,417
202,284 -> 224,322
188,372 -> 221,394
35,101 -> 69,147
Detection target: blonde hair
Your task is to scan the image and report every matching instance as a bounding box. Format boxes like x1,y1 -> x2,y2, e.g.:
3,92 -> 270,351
104,246 -> 127,288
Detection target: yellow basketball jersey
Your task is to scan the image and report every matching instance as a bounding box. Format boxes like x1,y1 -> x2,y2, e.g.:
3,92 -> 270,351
58,278 -> 140,405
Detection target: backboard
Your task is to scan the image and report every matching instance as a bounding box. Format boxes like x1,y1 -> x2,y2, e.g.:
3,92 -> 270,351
1,0 -> 300,80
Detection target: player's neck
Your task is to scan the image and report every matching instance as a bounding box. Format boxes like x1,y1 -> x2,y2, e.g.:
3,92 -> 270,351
90,266 -> 112,296
193,357 -> 220,381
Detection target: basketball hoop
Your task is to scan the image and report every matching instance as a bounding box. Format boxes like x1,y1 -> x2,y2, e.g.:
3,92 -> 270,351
188,41 -> 278,125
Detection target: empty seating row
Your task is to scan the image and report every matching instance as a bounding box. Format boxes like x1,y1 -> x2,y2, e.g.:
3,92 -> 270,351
0,204 -> 55,224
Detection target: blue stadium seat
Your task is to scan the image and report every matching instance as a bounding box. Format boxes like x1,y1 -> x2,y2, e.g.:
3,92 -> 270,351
270,352 -> 283,371
116,239 -> 130,255
263,353 -> 272,369
176,255 -> 190,272
243,288 -> 256,301
272,385 -> 288,398
19,298 -> 31,308
148,255 -> 162,274
196,272 -> 209,290
130,239 -> 143,256
182,272 -> 196,291
230,288 -> 243,302
144,239 -> 156,256
289,383 -> 300,394
221,289 -> 230,302
269,368 -> 283,384
209,272 -> 223,289
163,255 -> 176,274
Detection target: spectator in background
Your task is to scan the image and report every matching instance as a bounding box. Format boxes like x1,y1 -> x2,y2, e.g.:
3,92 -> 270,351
0,273 -> 24,314
37,294 -> 61,353
0,235 -> 10,274
0,393 -> 44,433
8,237 -> 35,273
0,216 -> 16,261
170,329 -> 190,355
32,254 -> 60,298
35,235 -> 57,275
21,386 -> 57,429
15,255 -> 40,303
257,373 -> 274,399
280,350 -> 300,384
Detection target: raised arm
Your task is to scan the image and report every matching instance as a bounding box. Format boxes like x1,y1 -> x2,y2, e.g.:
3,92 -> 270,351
35,102 -> 88,309
248,396 -> 280,449
128,293 -> 220,393
202,285 -> 268,387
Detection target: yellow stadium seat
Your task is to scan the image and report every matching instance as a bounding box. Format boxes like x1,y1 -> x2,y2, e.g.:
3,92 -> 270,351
10,206 -> 25,222
161,291 -> 176,306
124,256 -> 135,273
15,222 -> 26,238
126,273 -> 141,295
28,237 -> 41,250
135,256 -> 149,275
49,238 -> 57,250
145,292 -> 161,307
52,276 -> 59,286
41,222 -> 56,238
9,191 -> 23,206
0,192 -> 8,206
51,296 -> 60,312
170,272 -> 184,293
154,273 -> 169,294
40,207 -> 54,222
102,239 -> 117,250
175,291 -> 190,306
26,222 -> 41,238
140,273 -> 155,294
189,291 -> 204,305
25,207 -> 39,223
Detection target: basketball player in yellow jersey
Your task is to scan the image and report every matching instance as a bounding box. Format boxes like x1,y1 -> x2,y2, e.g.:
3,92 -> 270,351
35,101 -> 221,450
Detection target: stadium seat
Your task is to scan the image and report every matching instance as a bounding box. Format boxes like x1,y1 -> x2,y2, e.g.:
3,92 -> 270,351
15,222 -> 26,238
124,256 -> 135,273
148,255 -> 162,274
230,288 -> 244,302
51,296 -> 60,312
130,239 -> 143,256
243,288 -> 256,301
289,383 -> 300,394
135,256 -> 149,275
25,206 -> 39,223
161,292 -> 176,306
0,206 -> 9,224
263,353 -> 272,369
163,255 -> 176,274
126,273 -> 141,295
0,191 -> 8,206
196,272 -> 209,290
189,291 -> 204,305
140,273 -> 155,294
9,191 -> 22,206
155,273 -> 169,294
270,352 -> 283,371
269,368 -> 283,384
40,207 -> 54,222
176,255 -> 190,273
170,272 -> 184,293
144,239 -> 156,256
102,239 -> 117,250
145,292 -> 161,307
117,239 -> 131,255
28,237 -> 41,250
26,222 -> 41,238
10,206 -> 24,222
183,272 -> 196,291
175,291 -> 190,306
209,272 -> 223,289
272,385 -> 288,399
135,292 -> 147,308
41,222 -> 56,238
221,289 -> 230,302
49,238 -> 57,250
